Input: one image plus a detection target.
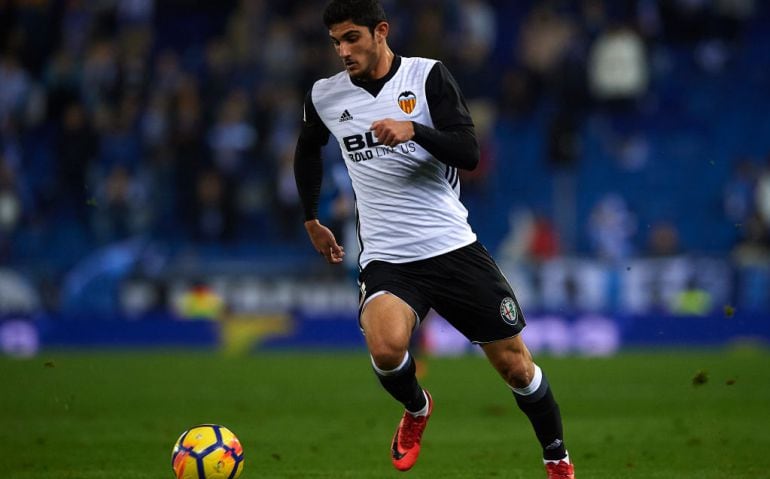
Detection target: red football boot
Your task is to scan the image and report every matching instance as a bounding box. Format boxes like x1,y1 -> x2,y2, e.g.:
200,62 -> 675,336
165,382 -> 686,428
390,390 -> 433,471
545,459 -> 575,479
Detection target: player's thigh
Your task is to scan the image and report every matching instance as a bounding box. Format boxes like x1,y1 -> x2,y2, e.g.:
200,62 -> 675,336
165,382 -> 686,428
431,242 -> 525,343
360,293 -> 417,363
480,335 -> 535,388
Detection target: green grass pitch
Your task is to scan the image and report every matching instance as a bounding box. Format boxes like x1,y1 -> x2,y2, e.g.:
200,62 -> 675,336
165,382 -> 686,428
1,347 -> 769,478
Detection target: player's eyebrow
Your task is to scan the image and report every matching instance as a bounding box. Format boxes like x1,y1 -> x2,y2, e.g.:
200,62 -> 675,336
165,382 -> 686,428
331,29 -> 361,42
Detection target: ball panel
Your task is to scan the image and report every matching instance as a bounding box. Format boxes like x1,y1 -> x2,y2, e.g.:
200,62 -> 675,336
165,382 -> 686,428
171,449 -> 199,479
181,426 -> 221,455
230,458 -> 244,479
201,447 -> 238,479
218,427 -> 243,456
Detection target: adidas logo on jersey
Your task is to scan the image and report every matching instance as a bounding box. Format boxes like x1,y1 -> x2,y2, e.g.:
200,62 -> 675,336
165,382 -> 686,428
339,109 -> 353,122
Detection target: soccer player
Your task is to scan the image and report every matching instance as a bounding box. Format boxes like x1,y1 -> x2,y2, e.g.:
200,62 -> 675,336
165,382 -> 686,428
293,1 -> 575,477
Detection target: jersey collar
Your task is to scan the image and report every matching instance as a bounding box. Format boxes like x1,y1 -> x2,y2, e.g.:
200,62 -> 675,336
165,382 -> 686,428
350,55 -> 402,97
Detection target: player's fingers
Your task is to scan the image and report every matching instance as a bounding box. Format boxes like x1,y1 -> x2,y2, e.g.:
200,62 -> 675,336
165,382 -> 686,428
328,247 -> 344,263
319,243 -> 343,262
370,126 -> 384,143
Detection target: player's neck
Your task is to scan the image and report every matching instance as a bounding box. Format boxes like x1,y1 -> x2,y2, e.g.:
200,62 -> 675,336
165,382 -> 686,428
369,48 -> 394,81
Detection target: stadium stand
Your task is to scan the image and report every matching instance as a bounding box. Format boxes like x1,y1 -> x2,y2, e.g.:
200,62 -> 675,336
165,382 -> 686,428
0,0 -> 769,322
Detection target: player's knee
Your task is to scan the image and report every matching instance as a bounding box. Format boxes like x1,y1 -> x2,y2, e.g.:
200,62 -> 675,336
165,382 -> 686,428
503,361 -> 534,389
495,353 -> 534,389
368,340 -> 408,371
364,327 -> 411,370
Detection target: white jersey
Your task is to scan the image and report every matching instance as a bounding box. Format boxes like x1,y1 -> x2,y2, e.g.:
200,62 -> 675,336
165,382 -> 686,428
310,57 -> 477,268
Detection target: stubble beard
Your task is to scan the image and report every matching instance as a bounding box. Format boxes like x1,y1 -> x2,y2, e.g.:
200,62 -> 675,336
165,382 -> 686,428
347,47 -> 380,81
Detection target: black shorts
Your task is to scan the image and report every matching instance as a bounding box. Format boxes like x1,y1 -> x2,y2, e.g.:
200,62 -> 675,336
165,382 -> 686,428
358,241 -> 525,344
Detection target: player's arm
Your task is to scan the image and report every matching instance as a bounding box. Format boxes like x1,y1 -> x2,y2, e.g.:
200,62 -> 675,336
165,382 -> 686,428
413,62 -> 479,170
294,90 -> 345,264
371,62 -> 480,170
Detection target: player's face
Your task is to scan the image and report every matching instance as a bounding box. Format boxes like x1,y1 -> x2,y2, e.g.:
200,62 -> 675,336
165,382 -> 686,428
329,21 -> 384,80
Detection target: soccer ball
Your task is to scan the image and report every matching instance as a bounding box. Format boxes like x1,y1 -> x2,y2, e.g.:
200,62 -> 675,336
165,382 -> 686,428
171,424 -> 244,479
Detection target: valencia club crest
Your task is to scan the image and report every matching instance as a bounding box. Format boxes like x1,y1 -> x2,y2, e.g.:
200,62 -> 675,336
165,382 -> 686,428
397,91 -> 417,114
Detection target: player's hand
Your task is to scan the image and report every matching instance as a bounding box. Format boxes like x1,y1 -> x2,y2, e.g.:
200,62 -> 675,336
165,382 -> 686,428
370,119 -> 414,147
304,220 -> 345,264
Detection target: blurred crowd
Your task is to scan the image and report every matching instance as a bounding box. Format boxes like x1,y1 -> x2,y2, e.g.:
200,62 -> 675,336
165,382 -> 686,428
0,0 -> 767,277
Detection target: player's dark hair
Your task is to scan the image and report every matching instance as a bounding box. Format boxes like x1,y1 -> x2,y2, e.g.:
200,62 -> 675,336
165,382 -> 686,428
323,0 -> 387,33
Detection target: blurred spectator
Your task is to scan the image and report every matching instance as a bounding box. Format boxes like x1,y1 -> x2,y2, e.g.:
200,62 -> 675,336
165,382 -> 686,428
646,221 -> 681,257
723,157 -> 757,224
7,0 -> 57,75
753,155 -> 770,229
207,89 -> 257,178
226,0 -> 268,70
588,193 -> 637,261
80,39 -> 119,109
459,0 -> 495,51
151,49 -> 184,98
191,169 -> 236,243
96,96 -> 142,171
118,30 -> 153,98
731,212 -> 770,266
55,103 -> 98,220
518,5 -> 577,93
587,23 -> 649,108
261,20 -> 300,86
405,4 -> 451,61
460,100 -> 496,189
0,52 -> 32,124
201,37 -> 235,113
169,74 -> 208,232
140,93 -> 170,154
612,132 -> 650,171
499,207 -> 560,264
44,49 -> 82,122
498,68 -> 539,119
91,164 -> 151,243
60,0 -> 95,57
0,156 -> 24,261
452,0 -> 497,99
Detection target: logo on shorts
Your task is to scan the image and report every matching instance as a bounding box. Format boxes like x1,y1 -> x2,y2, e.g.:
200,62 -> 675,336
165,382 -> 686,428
500,297 -> 518,325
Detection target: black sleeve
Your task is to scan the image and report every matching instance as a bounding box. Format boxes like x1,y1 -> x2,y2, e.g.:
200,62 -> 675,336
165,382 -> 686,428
294,90 -> 331,221
411,62 -> 480,170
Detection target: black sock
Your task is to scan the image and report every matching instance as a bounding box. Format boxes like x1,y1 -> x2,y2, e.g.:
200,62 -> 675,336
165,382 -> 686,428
513,370 -> 567,461
373,353 -> 426,413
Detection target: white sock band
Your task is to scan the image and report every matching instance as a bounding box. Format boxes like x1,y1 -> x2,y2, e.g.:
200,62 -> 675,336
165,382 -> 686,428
543,452 -> 569,465
371,351 -> 410,377
512,364 -> 543,396
409,390 -> 430,417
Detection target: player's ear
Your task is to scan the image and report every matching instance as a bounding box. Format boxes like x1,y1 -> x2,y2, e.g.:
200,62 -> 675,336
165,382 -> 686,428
374,21 -> 389,42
